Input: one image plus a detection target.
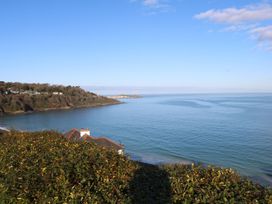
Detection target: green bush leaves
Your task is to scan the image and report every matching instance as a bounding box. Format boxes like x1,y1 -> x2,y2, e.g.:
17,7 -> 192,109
0,131 -> 271,203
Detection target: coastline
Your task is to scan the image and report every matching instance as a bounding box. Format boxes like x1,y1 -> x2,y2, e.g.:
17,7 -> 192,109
0,101 -> 122,116
2,94 -> 272,187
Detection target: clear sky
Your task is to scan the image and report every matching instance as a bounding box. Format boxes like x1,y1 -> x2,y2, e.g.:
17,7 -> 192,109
0,0 -> 272,93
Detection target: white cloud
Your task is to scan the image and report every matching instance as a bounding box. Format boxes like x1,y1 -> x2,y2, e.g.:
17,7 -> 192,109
131,0 -> 173,13
251,25 -> 272,40
195,4 -> 272,24
195,3 -> 272,51
251,25 -> 272,49
143,0 -> 159,6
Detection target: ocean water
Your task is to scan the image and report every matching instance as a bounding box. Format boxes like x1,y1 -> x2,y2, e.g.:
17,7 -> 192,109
1,93 -> 272,185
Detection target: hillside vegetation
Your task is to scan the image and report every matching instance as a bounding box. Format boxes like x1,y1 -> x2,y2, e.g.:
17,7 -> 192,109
0,131 -> 271,203
0,82 -> 119,115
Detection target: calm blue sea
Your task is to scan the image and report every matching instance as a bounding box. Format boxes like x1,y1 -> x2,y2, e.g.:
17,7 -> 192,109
1,93 -> 272,185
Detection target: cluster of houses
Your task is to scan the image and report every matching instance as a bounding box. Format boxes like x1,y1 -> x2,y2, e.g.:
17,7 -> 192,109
64,128 -> 124,155
0,88 -> 63,96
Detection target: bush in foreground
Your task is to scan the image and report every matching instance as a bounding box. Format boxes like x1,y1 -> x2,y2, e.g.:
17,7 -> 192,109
0,131 -> 271,203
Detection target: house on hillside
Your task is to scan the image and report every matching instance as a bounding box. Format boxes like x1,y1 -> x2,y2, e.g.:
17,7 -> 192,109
64,128 -> 124,155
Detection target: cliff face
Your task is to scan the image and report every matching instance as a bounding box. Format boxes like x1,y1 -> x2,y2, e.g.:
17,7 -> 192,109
0,82 -> 119,115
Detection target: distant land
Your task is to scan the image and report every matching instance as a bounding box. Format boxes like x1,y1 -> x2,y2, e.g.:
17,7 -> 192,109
107,94 -> 142,99
0,82 -> 120,115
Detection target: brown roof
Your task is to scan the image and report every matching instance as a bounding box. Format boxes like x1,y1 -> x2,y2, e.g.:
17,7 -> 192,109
64,129 -> 81,141
82,135 -> 123,151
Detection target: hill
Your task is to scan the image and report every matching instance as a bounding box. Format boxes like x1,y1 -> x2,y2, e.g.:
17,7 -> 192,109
0,130 -> 271,203
0,82 -> 119,115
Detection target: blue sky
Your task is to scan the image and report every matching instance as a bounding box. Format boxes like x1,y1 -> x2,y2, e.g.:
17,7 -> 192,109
0,0 -> 272,93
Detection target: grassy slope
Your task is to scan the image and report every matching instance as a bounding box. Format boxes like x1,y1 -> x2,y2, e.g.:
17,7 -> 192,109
0,131 -> 271,203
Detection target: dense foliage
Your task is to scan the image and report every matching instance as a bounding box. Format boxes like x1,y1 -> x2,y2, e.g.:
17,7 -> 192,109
0,82 -> 119,115
0,131 -> 271,203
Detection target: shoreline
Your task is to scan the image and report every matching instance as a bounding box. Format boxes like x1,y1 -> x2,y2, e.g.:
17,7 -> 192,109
0,101 -> 123,116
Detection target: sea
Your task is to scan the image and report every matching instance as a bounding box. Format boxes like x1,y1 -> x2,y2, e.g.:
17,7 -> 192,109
1,93 -> 272,186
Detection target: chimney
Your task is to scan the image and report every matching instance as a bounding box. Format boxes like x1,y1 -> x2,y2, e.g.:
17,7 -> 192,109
80,128 -> 91,137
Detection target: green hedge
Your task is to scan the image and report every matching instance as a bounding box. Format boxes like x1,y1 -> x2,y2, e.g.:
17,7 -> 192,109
0,131 -> 271,203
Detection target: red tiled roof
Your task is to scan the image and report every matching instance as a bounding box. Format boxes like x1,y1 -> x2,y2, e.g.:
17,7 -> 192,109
97,137 -> 123,149
64,129 -> 81,141
85,136 -> 123,151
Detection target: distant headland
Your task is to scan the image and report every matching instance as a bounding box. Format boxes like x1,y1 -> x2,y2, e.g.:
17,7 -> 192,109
107,94 -> 142,99
0,81 -> 120,115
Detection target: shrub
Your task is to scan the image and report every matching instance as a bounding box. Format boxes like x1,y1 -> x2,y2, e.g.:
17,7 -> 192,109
0,131 -> 271,203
